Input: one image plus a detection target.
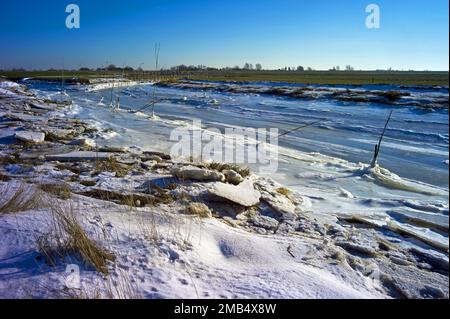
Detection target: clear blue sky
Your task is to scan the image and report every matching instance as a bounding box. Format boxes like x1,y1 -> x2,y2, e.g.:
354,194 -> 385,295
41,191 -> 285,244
0,0 -> 448,70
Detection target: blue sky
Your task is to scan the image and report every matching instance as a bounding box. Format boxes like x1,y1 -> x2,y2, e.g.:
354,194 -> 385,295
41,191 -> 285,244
0,0 -> 448,70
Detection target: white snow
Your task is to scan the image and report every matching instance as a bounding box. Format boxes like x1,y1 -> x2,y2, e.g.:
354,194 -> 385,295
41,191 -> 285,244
15,131 -> 45,143
1,78 -> 448,299
85,80 -> 154,92
171,165 -> 225,182
0,80 -> 20,89
0,81 -> 21,96
0,185 -> 386,299
0,88 -> 17,96
208,180 -> 261,207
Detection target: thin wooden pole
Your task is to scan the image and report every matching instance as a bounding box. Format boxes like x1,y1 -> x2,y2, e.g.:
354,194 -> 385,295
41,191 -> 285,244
371,110 -> 393,168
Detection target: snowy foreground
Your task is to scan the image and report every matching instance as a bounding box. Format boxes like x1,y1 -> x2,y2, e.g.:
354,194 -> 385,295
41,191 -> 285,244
0,79 -> 448,299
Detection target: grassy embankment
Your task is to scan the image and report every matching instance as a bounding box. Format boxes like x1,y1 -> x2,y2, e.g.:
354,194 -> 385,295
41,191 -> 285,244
186,70 -> 449,86
1,70 -> 448,86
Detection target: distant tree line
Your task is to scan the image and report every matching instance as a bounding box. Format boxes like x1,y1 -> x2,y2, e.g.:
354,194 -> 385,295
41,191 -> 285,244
73,64 -> 356,72
98,64 -> 135,72
240,63 -> 263,71
169,63 -> 264,71
0,64 -> 432,73
329,65 -> 355,71
170,65 -> 219,71
275,65 -> 357,72
38,65 -> 136,72
277,66 -> 313,71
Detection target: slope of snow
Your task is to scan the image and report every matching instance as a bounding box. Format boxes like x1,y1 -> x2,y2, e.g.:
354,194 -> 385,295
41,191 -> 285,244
0,188 -> 385,299
86,80 -> 154,92
0,80 -> 20,89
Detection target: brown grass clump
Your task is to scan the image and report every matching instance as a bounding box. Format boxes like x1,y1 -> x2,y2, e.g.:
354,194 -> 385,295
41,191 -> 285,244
93,157 -> 130,178
103,269 -> 140,299
38,183 -> 71,200
15,140 -> 35,148
55,163 -> 82,175
69,175 -> 79,182
38,202 -> 115,274
138,212 -> 160,244
0,184 -> 42,214
80,180 -> 97,187
0,173 -> 11,181
186,202 -> 212,218
0,154 -> 21,165
44,132 -> 64,143
375,90 -> 406,101
80,189 -> 145,207
166,183 -> 177,190
276,187 -> 291,197
206,162 -> 251,178
145,183 -> 175,205
79,188 -> 174,208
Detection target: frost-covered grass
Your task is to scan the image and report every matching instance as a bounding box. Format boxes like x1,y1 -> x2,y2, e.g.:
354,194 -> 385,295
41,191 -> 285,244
38,183 -> 72,200
0,189 -> 387,299
0,183 -> 41,214
37,200 -> 115,275
93,157 -> 130,178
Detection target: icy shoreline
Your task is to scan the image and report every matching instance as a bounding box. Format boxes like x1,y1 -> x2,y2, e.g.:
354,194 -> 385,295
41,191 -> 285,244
157,79 -> 450,111
0,79 -> 448,299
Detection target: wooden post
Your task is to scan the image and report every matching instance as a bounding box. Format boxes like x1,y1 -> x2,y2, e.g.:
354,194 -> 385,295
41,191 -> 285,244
370,110 -> 393,168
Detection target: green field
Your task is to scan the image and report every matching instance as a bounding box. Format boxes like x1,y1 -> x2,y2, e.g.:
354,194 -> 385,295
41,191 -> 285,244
186,71 -> 449,86
1,70 -> 448,86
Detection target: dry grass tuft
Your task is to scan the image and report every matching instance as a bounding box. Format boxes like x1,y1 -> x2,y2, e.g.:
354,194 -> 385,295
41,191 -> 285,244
0,173 -> 11,181
44,132 -> 64,143
166,183 -> 177,190
69,175 -> 80,182
29,273 -> 138,299
139,212 -> 160,243
206,162 -> 251,178
55,163 -> 82,175
0,154 -> 21,165
103,269 -> 140,299
38,201 -> 115,274
375,90 -> 406,101
276,187 -> 291,197
186,202 -> 212,218
0,183 -> 42,214
80,180 -> 97,187
57,287 -> 102,299
80,189 -> 145,208
93,157 -> 130,178
145,183 -> 175,205
38,183 -> 71,200
79,188 -> 173,208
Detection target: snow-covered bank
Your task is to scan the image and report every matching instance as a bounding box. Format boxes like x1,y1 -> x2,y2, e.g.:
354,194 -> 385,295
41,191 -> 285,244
0,80 -> 448,299
0,184 -> 387,299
